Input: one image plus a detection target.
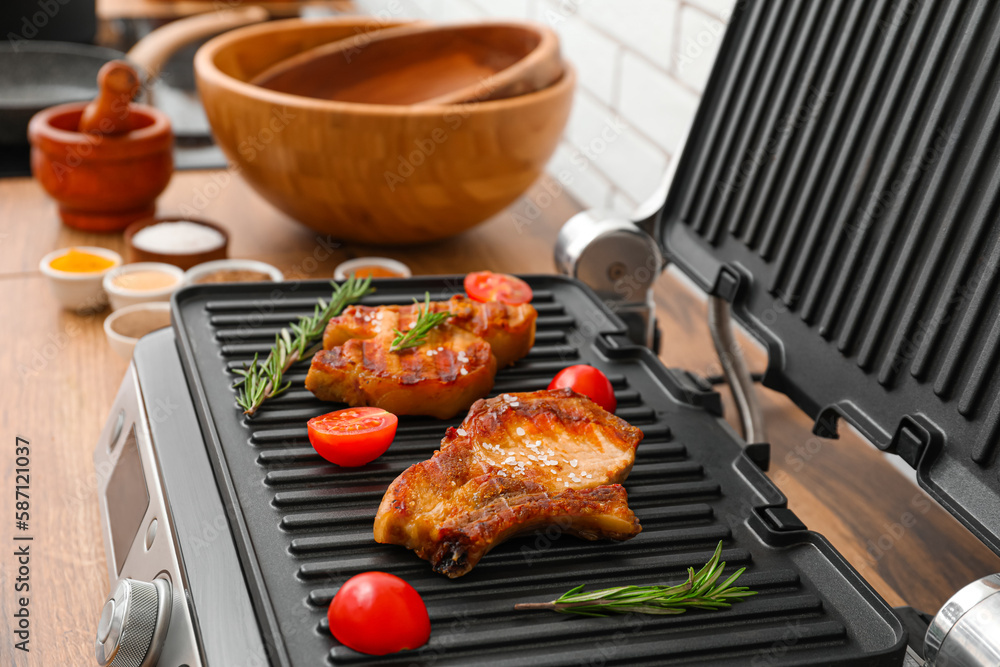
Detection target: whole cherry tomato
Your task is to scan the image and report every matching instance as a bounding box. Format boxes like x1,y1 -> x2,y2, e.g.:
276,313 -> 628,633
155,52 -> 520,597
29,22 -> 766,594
464,271 -> 533,305
548,365 -> 617,413
307,407 -> 398,467
328,571 -> 431,655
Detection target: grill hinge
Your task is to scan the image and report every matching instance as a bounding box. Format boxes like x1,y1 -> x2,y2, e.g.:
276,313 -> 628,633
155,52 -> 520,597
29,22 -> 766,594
662,368 -> 724,416
762,507 -> 807,533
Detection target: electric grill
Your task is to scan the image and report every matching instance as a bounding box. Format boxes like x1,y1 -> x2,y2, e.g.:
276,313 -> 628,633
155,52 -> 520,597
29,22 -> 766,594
92,0 -> 1000,665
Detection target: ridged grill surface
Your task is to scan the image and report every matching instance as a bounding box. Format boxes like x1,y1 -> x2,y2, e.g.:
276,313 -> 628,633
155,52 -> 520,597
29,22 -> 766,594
112,581 -> 158,667
173,278 -> 904,666
661,0 -> 1000,553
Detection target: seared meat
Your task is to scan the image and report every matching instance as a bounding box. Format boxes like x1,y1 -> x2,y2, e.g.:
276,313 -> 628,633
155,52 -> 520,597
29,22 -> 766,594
307,321 -> 497,420
306,296 -> 536,419
322,295 -> 536,367
374,388 -> 643,577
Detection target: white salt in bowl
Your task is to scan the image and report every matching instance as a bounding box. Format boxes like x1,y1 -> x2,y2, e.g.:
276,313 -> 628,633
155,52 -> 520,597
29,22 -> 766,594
124,217 -> 229,270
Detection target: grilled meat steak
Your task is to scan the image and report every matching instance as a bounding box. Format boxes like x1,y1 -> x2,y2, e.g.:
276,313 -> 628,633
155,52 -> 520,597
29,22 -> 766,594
322,295 -> 536,367
306,296 -> 536,419
374,388 -> 644,577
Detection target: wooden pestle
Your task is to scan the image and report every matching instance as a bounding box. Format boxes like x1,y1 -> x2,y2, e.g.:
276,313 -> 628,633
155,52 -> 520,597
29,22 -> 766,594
78,60 -> 141,135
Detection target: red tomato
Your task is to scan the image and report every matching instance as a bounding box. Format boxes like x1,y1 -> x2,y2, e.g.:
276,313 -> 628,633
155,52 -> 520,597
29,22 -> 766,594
548,365 -> 617,413
464,271 -> 533,305
328,572 -> 431,655
307,407 -> 398,467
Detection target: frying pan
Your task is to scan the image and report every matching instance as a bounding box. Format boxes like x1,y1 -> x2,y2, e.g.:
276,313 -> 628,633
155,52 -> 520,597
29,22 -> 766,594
0,6 -> 267,146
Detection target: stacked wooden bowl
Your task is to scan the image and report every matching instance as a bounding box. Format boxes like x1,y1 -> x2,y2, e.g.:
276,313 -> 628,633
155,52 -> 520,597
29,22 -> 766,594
194,18 -> 574,245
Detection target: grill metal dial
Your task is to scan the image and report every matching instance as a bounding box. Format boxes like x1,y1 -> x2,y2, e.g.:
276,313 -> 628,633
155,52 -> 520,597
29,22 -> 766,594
95,578 -> 172,667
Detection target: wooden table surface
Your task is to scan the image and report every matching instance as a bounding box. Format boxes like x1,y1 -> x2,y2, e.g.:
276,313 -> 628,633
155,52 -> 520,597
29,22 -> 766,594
2,170 -> 998,665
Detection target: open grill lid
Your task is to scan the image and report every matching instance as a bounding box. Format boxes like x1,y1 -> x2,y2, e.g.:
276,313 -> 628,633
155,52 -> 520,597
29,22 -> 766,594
657,0 -> 1000,555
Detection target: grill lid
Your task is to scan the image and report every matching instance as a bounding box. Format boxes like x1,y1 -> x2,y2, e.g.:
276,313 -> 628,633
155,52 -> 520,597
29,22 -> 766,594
657,0 -> 1000,555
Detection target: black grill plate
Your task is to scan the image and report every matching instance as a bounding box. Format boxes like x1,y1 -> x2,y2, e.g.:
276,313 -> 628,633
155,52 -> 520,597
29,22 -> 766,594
172,276 -> 904,666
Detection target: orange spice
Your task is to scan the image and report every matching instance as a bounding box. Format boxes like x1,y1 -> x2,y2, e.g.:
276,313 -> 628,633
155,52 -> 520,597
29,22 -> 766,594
350,265 -> 406,278
49,248 -> 115,273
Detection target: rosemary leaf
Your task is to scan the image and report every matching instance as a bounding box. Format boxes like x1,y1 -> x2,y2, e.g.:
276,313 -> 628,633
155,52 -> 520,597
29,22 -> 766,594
390,292 -> 451,351
234,274 -> 374,415
514,542 -> 755,617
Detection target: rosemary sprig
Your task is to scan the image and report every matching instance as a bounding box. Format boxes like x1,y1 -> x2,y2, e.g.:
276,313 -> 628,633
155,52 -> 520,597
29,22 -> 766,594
514,542 -> 755,617
233,274 -> 374,415
389,292 -> 451,351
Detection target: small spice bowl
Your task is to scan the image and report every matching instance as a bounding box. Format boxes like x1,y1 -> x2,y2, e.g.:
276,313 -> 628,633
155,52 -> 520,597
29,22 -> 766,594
39,246 -> 123,312
184,258 -> 284,286
103,261 -> 185,311
334,257 -> 411,281
124,217 -> 229,270
103,302 -> 172,360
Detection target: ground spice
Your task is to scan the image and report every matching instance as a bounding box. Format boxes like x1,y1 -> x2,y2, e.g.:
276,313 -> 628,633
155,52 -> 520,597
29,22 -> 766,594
350,265 -> 406,278
111,309 -> 172,339
112,270 -> 178,291
49,248 -> 115,273
193,269 -> 272,284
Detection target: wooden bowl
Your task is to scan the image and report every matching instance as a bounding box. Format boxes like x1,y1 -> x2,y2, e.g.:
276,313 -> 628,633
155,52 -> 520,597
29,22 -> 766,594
250,21 -> 563,105
194,18 -> 575,245
124,216 -> 230,269
28,102 -> 173,232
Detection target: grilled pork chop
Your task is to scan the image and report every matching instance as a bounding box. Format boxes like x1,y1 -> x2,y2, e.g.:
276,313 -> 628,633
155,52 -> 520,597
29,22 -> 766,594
322,295 -> 536,367
374,388 -> 643,577
306,296 -> 536,419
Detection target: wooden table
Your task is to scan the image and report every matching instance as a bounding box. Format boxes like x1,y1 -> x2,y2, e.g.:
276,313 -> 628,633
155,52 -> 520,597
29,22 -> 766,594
2,171 -> 998,665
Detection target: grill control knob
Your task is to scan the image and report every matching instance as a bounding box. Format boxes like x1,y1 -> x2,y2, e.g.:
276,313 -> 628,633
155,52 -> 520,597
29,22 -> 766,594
95,578 -> 172,667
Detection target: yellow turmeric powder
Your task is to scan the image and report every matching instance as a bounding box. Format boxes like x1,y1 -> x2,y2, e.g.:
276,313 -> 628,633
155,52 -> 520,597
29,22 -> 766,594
49,248 -> 116,273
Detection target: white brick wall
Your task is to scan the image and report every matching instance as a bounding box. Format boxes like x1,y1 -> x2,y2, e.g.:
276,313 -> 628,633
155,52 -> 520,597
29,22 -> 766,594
352,0 -> 736,215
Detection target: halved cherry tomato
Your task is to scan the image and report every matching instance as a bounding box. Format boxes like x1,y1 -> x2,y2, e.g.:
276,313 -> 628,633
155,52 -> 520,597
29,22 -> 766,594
328,571 -> 431,655
548,365 -> 617,413
464,271 -> 533,305
307,407 -> 398,467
